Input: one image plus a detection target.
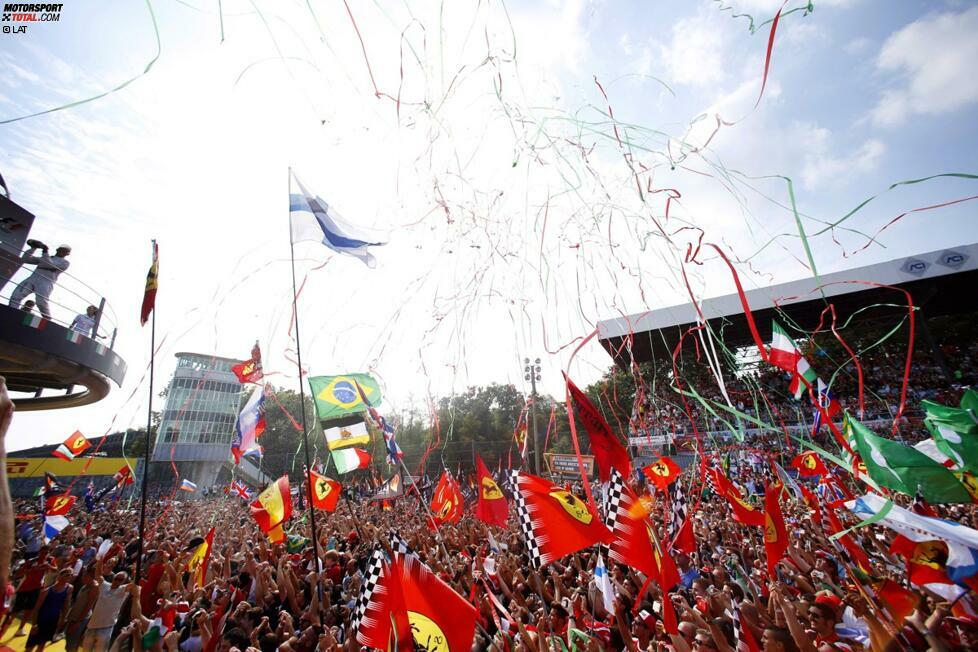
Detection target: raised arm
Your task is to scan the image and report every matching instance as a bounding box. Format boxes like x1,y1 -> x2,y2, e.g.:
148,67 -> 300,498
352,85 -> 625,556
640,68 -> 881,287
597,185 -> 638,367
0,378 -> 13,596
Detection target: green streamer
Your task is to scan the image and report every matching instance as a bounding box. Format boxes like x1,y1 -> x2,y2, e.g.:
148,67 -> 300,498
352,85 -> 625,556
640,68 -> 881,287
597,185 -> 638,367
0,0 -> 161,125
828,498 -> 892,541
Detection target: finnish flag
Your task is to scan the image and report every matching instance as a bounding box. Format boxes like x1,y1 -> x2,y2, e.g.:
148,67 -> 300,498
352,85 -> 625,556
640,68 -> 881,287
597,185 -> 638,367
289,170 -> 386,268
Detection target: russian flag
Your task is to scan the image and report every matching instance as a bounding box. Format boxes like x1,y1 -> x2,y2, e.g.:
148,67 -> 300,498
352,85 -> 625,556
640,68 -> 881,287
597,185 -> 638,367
232,385 -> 265,464
43,515 -> 69,543
289,170 -> 386,268
180,479 -> 198,492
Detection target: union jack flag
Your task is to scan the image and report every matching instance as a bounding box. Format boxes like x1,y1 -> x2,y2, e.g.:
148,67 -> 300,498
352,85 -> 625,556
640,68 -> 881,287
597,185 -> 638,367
354,380 -> 403,465
228,480 -> 253,500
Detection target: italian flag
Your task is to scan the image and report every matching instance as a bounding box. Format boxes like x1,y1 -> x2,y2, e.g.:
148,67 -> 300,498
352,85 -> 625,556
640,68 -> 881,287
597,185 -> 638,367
66,331 -> 82,344
769,320 -> 817,399
22,313 -> 46,329
331,447 -> 371,474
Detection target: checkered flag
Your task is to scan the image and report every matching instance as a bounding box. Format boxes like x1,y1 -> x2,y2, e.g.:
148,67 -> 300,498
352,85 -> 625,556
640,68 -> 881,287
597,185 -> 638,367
350,546 -> 386,641
510,470 -> 542,568
732,607 -> 761,652
603,469 -> 627,557
667,477 -> 687,539
704,465 -> 722,496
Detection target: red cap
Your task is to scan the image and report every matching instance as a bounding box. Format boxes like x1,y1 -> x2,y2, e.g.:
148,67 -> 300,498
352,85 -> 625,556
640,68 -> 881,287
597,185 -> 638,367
815,593 -> 843,610
949,615 -> 978,631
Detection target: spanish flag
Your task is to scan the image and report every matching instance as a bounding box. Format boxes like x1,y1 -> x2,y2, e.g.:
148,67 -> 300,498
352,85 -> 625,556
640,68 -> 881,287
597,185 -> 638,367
53,431 -> 91,461
251,475 -> 292,533
186,528 -> 214,589
140,240 -> 158,326
267,523 -> 286,545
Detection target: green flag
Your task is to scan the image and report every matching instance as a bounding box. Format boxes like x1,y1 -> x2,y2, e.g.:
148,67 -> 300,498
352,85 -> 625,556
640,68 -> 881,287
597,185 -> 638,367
845,414 -> 971,504
960,388 -> 978,414
921,397 -> 978,473
307,374 -> 382,420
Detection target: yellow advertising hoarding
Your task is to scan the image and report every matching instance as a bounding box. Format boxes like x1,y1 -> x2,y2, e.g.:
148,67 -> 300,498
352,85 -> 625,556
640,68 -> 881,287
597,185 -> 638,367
6,457 -> 129,478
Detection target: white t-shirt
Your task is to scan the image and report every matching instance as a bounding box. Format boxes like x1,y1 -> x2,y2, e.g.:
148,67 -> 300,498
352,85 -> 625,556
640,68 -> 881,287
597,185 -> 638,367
88,582 -> 128,629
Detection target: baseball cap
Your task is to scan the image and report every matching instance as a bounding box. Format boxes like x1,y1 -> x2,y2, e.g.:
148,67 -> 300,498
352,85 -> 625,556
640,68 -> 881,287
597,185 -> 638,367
949,615 -> 978,631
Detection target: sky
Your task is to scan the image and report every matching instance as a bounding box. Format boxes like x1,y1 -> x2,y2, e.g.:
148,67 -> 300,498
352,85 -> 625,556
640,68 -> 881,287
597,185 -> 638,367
2,0 -> 977,452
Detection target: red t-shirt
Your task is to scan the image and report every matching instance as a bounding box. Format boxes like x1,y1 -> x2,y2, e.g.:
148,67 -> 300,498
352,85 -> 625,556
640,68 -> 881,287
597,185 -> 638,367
19,559 -> 50,592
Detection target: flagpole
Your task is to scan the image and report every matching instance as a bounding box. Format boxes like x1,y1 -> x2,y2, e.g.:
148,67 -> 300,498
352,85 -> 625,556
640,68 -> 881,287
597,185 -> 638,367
287,166 -> 323,572
135,285 -> 155,584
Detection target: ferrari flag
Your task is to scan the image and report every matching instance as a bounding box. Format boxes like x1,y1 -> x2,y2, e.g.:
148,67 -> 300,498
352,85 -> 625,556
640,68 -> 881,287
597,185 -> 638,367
231,342 -> 264,384
474,454 -> 508,527
642,456 -> 681,491
53,431 -> 91,461
308,470 -> 342,512
511,471 -> 613,566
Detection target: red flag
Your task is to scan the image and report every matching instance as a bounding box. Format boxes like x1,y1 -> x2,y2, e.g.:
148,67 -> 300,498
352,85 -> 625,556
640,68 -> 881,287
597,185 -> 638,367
429,471 -> 463,527
474,454 -> 508,527
360,539 -> 479,651
708,467 -> 765,527
565,375 -> 631,482
231,341 -> 264,384
383,557 -> 414,652
308,470 -> 341,512
763,483 -> 788,579
875,579 -> 919,625
45,494 -> 76,516
890,536 -> 963,596
661,592 -> 679,635
512,471 -> 613,566
823,502 -> 871,572
790,451 -> 828,477
606,469 -> 680,589
642,456 -> 681,491
113,465 -> 135,486
140,240 -> 158,326
671,516 -> 697,555
250,475 -> 291,533
799,484 -> 822,526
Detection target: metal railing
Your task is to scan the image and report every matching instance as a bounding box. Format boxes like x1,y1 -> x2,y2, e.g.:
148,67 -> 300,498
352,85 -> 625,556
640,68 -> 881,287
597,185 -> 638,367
0,241 -> 120,348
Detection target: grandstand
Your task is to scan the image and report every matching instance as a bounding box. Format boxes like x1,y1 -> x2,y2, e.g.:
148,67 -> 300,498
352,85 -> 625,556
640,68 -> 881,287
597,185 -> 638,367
597,243 -> 978,377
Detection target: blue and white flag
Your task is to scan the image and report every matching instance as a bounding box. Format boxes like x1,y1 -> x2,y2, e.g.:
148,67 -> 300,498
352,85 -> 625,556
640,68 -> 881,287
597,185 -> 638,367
232,384 -> 265,464
595,552 -> 615,614
289,171 -> 386,268
43,515 -> 69,543
847,493 -> 978,584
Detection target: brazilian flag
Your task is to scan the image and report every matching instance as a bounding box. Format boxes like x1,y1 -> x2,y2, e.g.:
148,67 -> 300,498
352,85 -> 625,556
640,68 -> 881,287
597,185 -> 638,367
308,374 -> 382,420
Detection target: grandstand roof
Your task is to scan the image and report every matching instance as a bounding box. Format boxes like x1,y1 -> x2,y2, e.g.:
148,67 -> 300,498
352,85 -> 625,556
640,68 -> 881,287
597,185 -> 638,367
597,243 -> 978,365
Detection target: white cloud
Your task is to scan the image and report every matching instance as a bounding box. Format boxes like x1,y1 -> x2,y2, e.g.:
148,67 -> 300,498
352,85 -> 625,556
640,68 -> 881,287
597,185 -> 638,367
795,124 -> 885,190
844,36 -> 872,55
655,12 -> 730,87
870,6 -> 978,126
